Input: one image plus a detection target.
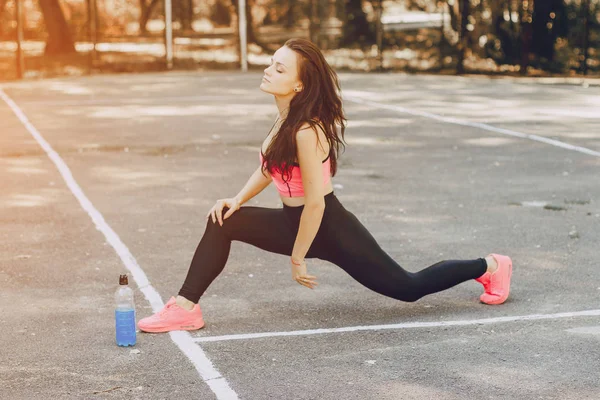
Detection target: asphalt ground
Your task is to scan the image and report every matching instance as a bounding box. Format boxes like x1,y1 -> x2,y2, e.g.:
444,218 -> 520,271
1,71 -> 599,400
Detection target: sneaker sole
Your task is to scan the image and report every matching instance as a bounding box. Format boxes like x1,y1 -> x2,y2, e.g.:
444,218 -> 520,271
139,321 -> 205,333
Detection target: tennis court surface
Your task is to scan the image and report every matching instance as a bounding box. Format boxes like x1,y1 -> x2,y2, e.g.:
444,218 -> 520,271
1,71 -> 599,399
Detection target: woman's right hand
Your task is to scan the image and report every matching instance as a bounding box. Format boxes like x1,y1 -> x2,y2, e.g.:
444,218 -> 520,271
206,197 -> 241,226
291,258 -> 318,289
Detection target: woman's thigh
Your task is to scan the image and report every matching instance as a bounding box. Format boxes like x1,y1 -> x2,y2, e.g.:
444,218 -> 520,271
218,205 -> 324,259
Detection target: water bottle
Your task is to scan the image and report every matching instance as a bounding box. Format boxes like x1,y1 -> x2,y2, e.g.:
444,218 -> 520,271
115,274 -> 136,346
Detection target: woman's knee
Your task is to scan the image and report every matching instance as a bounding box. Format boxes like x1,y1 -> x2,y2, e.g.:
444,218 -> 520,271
394,290 -> 422,303
387,274 -> 424,302
207,206 -> 237,226
205,211 -> 229,233
205,206 -> 247,237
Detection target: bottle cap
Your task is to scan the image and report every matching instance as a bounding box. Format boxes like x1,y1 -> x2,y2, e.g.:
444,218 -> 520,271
119,274 -> 128,285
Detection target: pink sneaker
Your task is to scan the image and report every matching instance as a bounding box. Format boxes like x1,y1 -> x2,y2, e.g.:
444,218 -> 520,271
138,296 -> 205,333
476,254 -> 513,305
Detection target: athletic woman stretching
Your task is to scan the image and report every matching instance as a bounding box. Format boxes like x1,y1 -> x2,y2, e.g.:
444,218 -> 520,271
138,38 -> 513,333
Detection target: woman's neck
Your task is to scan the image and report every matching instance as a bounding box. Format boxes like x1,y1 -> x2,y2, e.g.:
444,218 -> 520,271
278,107 -> 289,120
275,98 -> 291,119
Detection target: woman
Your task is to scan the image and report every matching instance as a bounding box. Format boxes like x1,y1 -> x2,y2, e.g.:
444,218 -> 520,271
138,38 -> 513,333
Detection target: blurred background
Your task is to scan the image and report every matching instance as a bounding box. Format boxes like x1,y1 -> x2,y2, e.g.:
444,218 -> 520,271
0,0 -> 598,81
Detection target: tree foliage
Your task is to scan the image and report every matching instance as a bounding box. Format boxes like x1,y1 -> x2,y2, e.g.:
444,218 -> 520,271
2,0 -> 597,74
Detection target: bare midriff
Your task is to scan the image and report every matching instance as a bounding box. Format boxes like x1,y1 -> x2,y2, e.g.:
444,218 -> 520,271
278,185 -> 334,207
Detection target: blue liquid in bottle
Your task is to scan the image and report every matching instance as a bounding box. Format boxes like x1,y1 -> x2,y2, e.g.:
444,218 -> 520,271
115,309 -> 136,346
115,274 -> 136,346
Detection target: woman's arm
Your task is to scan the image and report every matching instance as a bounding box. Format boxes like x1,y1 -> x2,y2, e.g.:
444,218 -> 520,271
234,164 -> 273,205
291,124 -> 326,262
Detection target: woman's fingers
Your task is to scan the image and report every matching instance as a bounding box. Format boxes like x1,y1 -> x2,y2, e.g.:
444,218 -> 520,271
296,276 -> 318,289
223,205 -> 235,220
296,279 -> 311,288
213,201 -> 222,225
207,201 -> 224,225
207,199 -> 240,224
217,206 -> 223,226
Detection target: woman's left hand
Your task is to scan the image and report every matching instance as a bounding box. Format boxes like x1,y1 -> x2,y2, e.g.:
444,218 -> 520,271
291,258 -> 318,289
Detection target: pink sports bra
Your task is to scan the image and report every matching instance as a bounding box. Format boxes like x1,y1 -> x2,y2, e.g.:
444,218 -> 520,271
260,150 -> 331,198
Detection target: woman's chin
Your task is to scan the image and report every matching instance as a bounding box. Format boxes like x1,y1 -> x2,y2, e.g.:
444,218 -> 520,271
259,84 -> 272,94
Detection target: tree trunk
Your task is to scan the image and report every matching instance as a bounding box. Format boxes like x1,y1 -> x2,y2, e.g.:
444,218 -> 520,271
245,0 -> 258,44
285,0 -> 295,28
140,0 -> 160,35
185,0 -> 193,31
532,0 -> 562,62
39,0 -> 76,55
139,0 -> 147,33
448,0 -> 459,32
490,0 -> 506,36
174,0 -> 193,31
581,0 -> 590,75
0,0 -> 8,36
456,0 -> 469,74
0,0 -> 7,20
519,0 -> 533,75
341,0 -> 374,47
507,0 -> 516,35
308,0 -> 319,43
232,0 -> 272,52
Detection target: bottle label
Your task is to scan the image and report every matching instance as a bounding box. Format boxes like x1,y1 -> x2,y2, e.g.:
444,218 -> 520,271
115,309 -> 136,346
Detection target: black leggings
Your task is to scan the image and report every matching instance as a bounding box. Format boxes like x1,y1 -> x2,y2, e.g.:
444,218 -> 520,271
178,192 -> 487,304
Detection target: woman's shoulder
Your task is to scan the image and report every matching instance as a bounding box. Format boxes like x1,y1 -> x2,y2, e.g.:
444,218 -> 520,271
296,119 -> 330,154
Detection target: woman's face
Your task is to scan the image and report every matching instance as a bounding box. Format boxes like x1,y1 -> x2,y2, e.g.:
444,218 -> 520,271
260,46 -> 302,96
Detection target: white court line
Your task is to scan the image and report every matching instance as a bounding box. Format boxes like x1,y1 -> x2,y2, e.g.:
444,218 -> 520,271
0,88 -> 239,400
8,94 -> 247,107
344,94 -> 600,158
194,309 -> 600,343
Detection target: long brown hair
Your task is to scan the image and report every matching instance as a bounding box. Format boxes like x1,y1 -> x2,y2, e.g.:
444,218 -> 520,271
261,38 -> 347,183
